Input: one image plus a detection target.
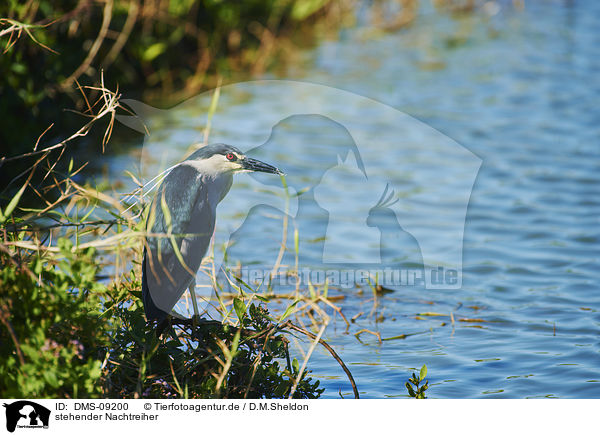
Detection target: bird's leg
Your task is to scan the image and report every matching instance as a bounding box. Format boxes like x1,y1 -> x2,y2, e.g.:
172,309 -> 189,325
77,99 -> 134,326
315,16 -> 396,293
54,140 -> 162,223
188,281 -> 200,328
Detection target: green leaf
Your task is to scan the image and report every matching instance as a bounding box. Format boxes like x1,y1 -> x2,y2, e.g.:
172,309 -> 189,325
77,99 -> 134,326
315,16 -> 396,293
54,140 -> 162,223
420,364 -> 427,380
160,190 -> 172,233
143,42 -> 167,62
291,0 -> 328,20
293,187 -> 310,198
233,297 -> 246,323
0,178 -> 28,224
278,299 -> 300,322
233,275 -> 254,295
294,228 -> 299,256
308,283 -> 316,300
230,329 -> 241,357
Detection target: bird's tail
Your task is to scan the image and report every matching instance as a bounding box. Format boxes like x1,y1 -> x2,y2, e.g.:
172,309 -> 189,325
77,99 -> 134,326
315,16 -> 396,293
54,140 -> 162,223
141,248 -> 169,323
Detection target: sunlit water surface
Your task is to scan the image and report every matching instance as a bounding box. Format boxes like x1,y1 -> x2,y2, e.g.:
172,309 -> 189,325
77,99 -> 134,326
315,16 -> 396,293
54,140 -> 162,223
103,1 -> 600,398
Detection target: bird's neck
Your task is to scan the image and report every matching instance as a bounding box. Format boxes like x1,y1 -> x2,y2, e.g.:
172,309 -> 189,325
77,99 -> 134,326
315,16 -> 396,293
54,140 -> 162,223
182,160 -> 234,207
206,172 -> 233,207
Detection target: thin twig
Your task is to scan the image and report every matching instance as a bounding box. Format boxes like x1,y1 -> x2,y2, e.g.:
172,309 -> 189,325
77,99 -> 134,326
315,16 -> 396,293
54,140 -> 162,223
288,321 -> 326,398
0,18 -> 58,53
0,304 -> 26,366
2,78 -> 120,163
61,0 -> 113,90
354,328 -> 382,345
281,320 -> 359,399
102,0 -> 139,69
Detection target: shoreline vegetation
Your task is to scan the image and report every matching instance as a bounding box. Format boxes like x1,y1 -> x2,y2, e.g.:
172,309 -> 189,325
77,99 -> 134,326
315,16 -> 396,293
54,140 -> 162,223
0,0 -> 361,399
0,0 -> 492,398
0,74 -> 361,399
0,0 -> 352,159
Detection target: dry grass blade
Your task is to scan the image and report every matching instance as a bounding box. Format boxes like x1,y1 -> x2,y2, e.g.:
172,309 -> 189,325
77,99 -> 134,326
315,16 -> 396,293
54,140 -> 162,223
282,320 -> 359,399
2,72 -> 121,163
288,321 -> 327,398
354,328 -> 382,345
0,18 -> 59,54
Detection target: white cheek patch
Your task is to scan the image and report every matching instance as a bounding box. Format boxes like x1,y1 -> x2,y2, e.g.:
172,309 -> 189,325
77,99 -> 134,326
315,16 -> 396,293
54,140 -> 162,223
189,154 -> 227,175
189,153 -> 244,175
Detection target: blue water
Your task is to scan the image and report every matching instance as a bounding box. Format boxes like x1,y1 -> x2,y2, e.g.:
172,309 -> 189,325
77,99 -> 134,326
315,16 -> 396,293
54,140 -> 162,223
106,1 -> 600,398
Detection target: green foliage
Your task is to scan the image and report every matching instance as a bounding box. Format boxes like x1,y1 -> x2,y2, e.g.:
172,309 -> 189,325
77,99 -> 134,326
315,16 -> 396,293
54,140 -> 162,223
405,364 -> 429,399
0,0 -> 337,159
0,234 -> 324,398
0,239 -> 112,398
102,291 -> 324,398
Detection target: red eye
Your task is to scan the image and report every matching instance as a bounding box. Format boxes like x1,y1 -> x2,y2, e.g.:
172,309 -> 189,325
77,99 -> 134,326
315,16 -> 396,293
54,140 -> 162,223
226,153 -> 236,161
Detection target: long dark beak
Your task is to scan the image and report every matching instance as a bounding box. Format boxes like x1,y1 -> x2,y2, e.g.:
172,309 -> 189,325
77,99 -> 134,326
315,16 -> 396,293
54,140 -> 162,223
242,157 -> 283,175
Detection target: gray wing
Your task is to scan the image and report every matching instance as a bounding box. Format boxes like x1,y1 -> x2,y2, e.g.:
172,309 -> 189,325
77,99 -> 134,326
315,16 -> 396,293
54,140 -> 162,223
142,164 -> 216,321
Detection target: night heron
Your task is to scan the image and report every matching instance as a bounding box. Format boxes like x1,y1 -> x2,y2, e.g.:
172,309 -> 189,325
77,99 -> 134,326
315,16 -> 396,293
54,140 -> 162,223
141,143 -> 282,331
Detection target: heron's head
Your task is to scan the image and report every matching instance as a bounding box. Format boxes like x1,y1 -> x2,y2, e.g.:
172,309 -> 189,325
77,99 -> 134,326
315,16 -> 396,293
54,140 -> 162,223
188,143 -> 283,176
